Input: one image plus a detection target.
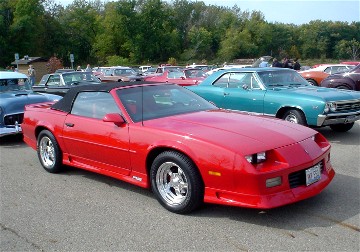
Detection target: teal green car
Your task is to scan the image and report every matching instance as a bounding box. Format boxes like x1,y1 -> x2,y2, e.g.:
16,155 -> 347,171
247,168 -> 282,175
187,68 -> 360,132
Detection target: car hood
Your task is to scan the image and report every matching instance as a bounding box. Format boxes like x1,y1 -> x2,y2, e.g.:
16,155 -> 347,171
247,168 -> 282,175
272,86 -> 360,101
144,110 -> 317,155
0,91 -> 54,114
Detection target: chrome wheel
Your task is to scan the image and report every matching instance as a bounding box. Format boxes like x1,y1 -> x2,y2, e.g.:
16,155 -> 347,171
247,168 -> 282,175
156,161 -> 188,206
282,109 -> 306,126
284,112 -> 299,123
39,136 -> 56,169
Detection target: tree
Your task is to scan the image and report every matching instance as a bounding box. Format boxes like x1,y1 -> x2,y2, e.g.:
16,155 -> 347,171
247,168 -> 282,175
335,39 -> 360,60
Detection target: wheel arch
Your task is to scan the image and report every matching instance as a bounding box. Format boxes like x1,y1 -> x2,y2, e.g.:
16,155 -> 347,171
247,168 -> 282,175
145,146 -> 204,186
276,106 -> 308,124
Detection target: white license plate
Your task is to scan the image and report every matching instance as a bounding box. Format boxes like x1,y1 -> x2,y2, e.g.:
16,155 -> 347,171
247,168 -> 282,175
306,164 -> 321,186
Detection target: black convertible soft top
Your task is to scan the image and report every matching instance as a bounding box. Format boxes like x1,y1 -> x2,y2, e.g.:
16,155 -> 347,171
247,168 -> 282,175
51,81 -> 159,113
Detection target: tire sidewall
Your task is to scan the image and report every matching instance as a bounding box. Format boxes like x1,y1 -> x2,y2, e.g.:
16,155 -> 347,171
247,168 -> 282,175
37,130 -> 62,173
150,151 -> 203,214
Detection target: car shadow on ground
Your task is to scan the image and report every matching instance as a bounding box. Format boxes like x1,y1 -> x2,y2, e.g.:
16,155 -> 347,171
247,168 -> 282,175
313,124 -> 360,145
0,134 -> 28,149
191,172 -> 359,233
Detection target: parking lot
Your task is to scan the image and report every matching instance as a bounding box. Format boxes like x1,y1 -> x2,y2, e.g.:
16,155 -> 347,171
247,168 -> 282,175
1,123 -> 359,251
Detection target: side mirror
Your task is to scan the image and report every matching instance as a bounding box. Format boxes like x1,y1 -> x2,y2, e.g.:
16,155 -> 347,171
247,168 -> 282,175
242,84 -> 249,90
103,113 -> 126,127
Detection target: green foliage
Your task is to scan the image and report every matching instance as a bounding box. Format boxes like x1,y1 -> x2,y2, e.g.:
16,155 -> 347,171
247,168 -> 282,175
167,57 -> 177,65
106,55 -> 131,66
1,0 -> 359,68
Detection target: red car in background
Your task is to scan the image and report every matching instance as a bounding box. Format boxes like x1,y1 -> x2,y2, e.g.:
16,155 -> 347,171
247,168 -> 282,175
22,82 -> 334,214
144,68 -> 206,86
300,64 -> 354,86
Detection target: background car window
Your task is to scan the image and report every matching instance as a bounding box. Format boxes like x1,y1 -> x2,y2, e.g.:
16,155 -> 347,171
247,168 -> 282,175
71,92 -> 119,119
47,75 -> 61,86
213,73 -> 230,88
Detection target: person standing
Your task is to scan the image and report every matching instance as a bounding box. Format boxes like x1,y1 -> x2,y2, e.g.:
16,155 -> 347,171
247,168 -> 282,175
27,65 -> 36,86
272,58 -> 282,67
85,64 -> 92,72
293,58 -> 301,71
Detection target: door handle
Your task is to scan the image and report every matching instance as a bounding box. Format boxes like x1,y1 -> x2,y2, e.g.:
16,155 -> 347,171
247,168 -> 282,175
65,123 -> 74,127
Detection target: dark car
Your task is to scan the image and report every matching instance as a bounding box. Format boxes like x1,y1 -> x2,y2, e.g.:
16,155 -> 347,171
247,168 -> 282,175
320,64 -> 360,91
33,71 -> 101,96
0,71 -> 62,137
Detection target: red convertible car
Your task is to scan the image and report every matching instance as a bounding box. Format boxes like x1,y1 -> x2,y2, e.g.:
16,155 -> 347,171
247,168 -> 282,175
22,82 -> 335,214
144,69 -> 206,86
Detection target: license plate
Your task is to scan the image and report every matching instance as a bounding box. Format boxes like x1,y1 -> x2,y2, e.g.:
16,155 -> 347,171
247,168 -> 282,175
306,164 -> 321,186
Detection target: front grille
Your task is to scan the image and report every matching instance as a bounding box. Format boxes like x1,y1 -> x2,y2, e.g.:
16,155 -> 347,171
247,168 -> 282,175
336,101 -> 360,112
4,113 -> 24,126
288,161 -> 324,188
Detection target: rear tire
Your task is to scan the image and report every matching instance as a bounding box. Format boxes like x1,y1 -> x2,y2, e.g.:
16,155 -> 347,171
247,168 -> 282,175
330,123 -> 354,132
150,151 -> 204,214
37,130 -> 63,173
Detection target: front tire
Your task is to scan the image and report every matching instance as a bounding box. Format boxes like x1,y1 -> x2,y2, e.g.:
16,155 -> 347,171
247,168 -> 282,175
307,79 -> 317,86
282,109 -> 307,125
37,130 -> 63,173
330,123 -> 354,132
150,151 -> 204,214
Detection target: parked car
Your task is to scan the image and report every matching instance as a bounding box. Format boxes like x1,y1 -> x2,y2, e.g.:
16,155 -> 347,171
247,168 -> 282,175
187,68 -> 360,132
0,71 -> 61,137
320,64 -> 360,91
340,61 -> 360,66
139,65 -> 152,73
144,68 -> 206,86
33,71 -> 101,96
22,82 -> 334,213
97,67 -> 144,82
300,64 -> 354,86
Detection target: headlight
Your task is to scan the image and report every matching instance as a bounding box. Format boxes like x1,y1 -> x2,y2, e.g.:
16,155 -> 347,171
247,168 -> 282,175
324,102 -> 336,113
245,151 -> 266,164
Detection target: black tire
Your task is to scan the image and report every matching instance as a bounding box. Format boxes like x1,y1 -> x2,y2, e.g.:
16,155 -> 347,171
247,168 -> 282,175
37,130 -> 63,173
150,151 -> 204,214
307,79 -> 318,86
336,85 -> 350,90
330,123 -> 354,132
282,109 -> 307,126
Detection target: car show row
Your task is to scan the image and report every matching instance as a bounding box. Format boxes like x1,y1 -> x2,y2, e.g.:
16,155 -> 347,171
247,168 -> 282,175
1,61 -> 359,213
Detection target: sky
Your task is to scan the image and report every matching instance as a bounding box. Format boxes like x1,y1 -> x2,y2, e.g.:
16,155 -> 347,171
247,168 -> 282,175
55,0 -> 360,25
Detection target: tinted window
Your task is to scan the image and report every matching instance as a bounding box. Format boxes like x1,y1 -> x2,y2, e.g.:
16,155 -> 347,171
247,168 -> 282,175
117,85 -> 216,122
71,92 -> 119,119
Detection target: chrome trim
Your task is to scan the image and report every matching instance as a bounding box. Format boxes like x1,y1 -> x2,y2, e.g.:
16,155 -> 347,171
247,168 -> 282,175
317,111 -> 360,126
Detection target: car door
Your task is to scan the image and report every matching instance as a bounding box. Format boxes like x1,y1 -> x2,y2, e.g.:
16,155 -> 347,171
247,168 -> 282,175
208,72 -> 265,113
61,91 -> 131,175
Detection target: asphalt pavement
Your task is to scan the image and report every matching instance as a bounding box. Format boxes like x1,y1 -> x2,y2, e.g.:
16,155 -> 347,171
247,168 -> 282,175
1,122 -> 359,251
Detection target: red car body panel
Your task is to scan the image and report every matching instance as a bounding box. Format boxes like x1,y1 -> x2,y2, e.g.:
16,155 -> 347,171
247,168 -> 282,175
22,83 -> 335,209
144,70 -> 205,86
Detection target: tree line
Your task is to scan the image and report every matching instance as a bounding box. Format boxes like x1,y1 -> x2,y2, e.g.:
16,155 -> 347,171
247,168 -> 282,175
1,0 -> 359,69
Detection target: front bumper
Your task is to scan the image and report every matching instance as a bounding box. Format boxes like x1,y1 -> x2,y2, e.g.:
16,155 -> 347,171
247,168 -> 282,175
0,124 -> 22,137
317,110 -> 360,126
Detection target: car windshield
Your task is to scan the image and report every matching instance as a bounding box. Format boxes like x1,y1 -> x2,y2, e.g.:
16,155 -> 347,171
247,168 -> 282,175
184,69 -> 206,78
114,68 -> 137,76
0,78 -> 32,92
117,84 -> 217,122
257,71 -> 309,88
62,72 -> 101,85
